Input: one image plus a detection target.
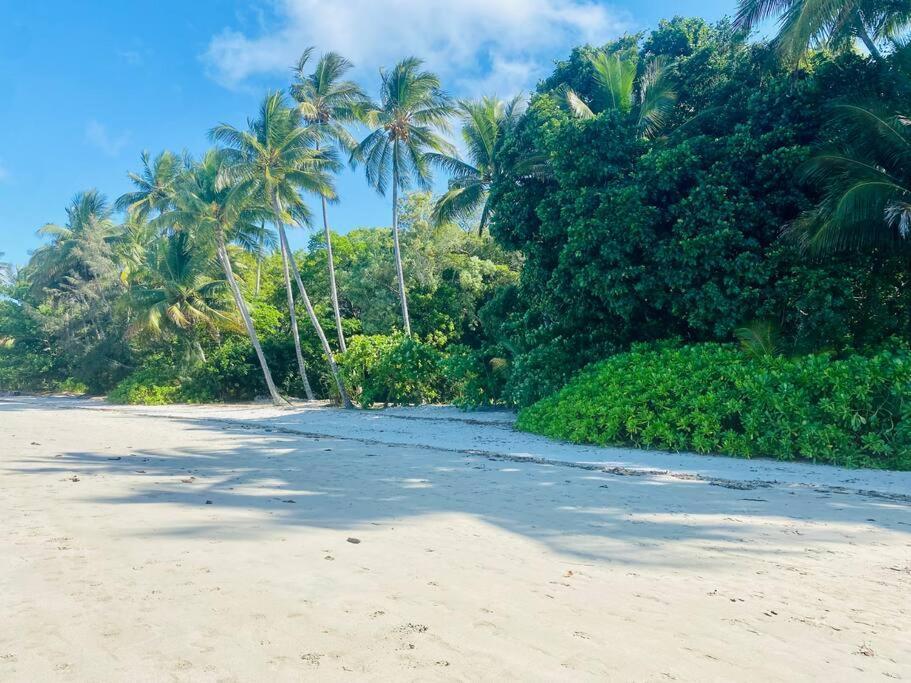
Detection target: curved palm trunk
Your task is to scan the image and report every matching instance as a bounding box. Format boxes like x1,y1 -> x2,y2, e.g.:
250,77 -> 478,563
214,235 -> 283,406
272,196 -> 352,408
315,141 -> 347,353
320,194 -> 347,352
391,147 -> 412,336
852,14 -> 885,64
278,227 -> 353,409
277,226 -> 316,401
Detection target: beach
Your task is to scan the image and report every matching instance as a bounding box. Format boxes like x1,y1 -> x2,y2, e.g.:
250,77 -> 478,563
1,397 -> 909,681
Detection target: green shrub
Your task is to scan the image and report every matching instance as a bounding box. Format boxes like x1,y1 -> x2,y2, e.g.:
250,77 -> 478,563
57,378 -> 89,395
108,364 -> 183,405
440,345 -> 509,408
181,337 -> 263,402
108,355 -> 219,405
338,333 -> 449,407
517,342 -> 911,470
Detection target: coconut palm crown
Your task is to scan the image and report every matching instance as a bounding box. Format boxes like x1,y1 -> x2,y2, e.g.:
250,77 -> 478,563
290,48 -> 369,352
565,52 -> 677,139
427,96 -> 525,235
211,92 -> 352,406
30,190 -> 120,293
735,0 -> 911,63
352,57 -> 455,335
291,47 -> 368,153
787,104 -> 911,252
125,230 -> 239,361
114,150 -> 185,221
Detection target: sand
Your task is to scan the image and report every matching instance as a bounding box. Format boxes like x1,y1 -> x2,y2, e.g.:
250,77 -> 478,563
1,397 -> 909,681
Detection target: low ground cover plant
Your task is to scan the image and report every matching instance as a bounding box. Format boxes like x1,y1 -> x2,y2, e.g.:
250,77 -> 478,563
517,343 -> 911,470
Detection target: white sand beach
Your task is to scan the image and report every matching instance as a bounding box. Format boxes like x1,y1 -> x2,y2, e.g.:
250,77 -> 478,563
1,396 -> 909,681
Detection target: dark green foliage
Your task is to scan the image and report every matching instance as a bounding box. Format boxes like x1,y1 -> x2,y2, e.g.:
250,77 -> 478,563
439,345 -> 508,408
337,333 -> 448,407
107,360 -> 185,405
6,15 -> 911,471
0,297 -> 57,392
482,18 -> 911,406
296,193 -> 519,341
182,338 -> 267,402
518,343 -> 911,470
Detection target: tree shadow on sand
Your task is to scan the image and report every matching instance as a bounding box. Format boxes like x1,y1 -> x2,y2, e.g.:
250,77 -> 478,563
5,412 -> 910,568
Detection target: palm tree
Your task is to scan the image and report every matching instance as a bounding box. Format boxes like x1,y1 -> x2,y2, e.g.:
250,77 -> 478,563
113,213 -> 158,285
787,104 -> 910,252
735,0 -> 911,64
153,151 -> 285,405
291,47 -> 368,353
565,52 -> 677,139
427,96 -> 524,235
212,92 -> 353,407
352,57 -> 455,336
115,150 -> 184,221
126,231 -> 239,362
31,190 -> 120,293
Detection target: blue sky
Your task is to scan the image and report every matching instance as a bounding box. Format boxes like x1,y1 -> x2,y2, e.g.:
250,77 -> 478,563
0,0 -> 735,266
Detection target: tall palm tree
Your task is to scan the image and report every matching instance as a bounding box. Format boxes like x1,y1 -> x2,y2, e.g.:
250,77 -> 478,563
565,52 -> 677,139
735,0 -> 911,63
291,47 -> 368,353
153,151 -> 286,405
126,230 -> 239,362
427,96 -> 524,235
31,190 -> 120,293
115,150 -> 184,221
787,104 -> 911,252
212,92 -> 353,407
352,57 -> 455,336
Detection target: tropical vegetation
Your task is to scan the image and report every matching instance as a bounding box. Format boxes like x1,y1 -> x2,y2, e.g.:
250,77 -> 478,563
2,11 -> 910,468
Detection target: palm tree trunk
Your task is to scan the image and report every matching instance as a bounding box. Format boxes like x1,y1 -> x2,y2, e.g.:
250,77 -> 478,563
320,194 -> 347,353
853,12 -> 885,64
391,146 -> 412,336
277,224 -> 353,409
315,140 -> 347,353
277,224 -> 315,400
194,340 -> 207,363
215,235 -> 283,406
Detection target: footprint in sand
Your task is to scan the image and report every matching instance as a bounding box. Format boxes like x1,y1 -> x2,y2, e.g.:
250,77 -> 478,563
396,623 -> 429,634
300,653 -> 323,666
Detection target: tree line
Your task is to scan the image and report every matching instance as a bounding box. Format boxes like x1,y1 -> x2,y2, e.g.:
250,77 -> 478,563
1,1 -> 909,414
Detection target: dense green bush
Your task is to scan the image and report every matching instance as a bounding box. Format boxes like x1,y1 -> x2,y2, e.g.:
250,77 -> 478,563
338,333 -> 449,407
182,337 -> 267,402
517,343 -> 911,470
107,362 -> 185,405
481,20 -> 911,407
439,344 -> 509,408
57,378 -> 89,395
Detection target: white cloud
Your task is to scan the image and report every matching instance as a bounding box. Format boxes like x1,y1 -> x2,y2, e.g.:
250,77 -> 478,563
85,120 -> 130,157
202,0 -> 631,95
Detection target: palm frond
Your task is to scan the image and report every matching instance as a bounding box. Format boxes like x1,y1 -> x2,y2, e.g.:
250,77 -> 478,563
565,89 -> 595,119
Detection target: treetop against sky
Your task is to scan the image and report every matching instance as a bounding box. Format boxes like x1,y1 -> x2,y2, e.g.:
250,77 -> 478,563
0,0 -> 733,265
